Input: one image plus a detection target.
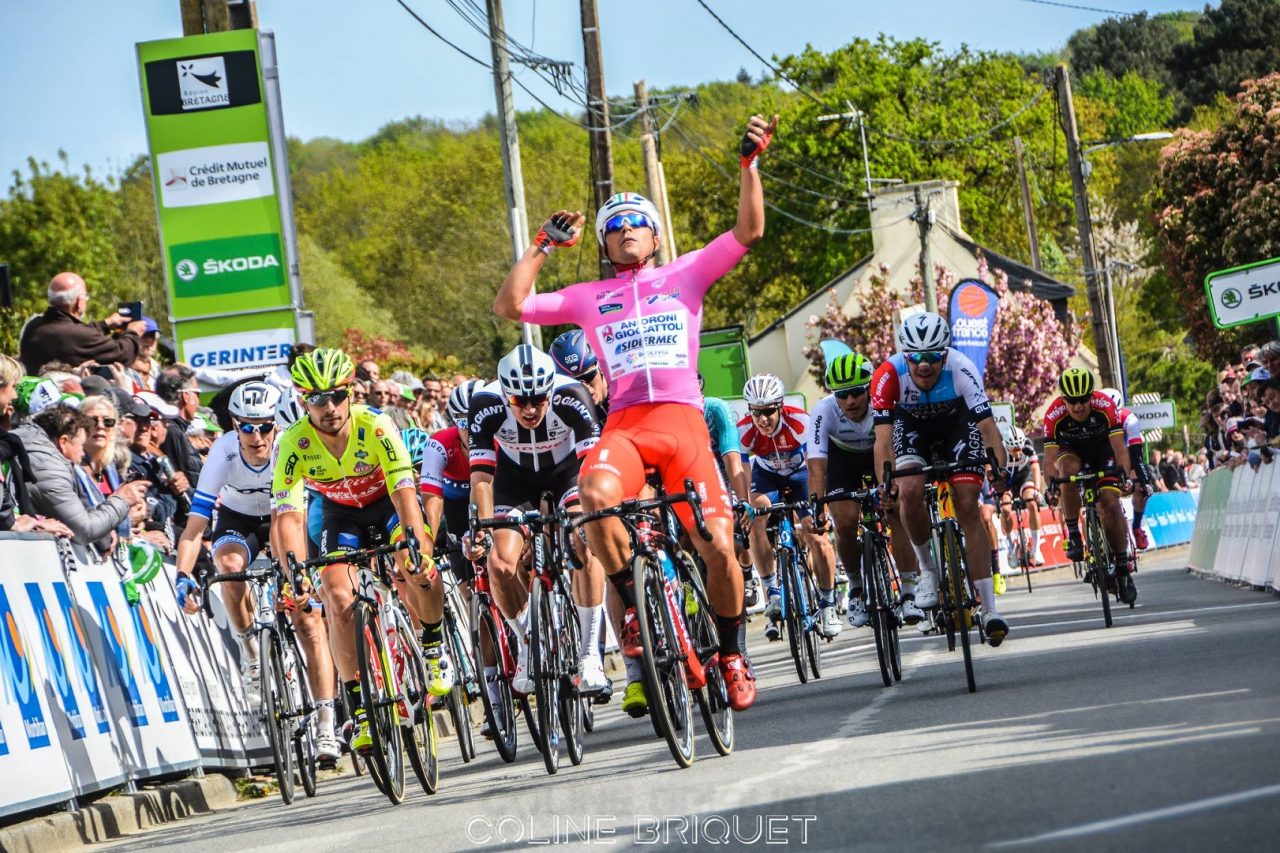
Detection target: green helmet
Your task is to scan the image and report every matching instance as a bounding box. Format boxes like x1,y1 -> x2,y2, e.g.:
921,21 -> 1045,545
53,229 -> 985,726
122,540 -> 165,606
15,376 -> 61,415
290,348 -> 355,392
825,353 -> 873,391
1058,367 -> 1096,399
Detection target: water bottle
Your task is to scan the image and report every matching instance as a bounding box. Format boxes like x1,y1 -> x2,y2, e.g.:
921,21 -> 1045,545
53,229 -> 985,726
657,549 -> 678,584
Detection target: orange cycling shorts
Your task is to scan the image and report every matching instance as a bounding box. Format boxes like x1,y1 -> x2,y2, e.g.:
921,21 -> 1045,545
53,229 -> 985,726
581,402 -> 733,529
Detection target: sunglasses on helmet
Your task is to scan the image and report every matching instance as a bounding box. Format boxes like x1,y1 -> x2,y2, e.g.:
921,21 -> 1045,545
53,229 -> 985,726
235,420 -> 276,435
833,386 -> 868,400
603,212 -> 654,235
905,350 -> 946,365
303,388 -> 350,407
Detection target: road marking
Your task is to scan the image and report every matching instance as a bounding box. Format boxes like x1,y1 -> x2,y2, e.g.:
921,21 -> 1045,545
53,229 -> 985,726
989,783 -> 1280,847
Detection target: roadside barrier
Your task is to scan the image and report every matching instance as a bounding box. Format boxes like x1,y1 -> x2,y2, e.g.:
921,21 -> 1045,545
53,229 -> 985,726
0,533 -> 267,819
1188,463 -> 1280,591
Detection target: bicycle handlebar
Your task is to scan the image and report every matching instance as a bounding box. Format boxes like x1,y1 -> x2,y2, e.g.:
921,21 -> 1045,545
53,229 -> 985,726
569,478 -> 712,542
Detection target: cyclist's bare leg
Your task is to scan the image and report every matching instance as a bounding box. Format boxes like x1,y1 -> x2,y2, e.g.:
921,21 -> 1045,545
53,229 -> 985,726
687,515 -> 742,617
1057,454 -> 1084,519
578,471 -> 632,575
291,603 -> 335,707
952,481 -> 992,582
569,510 -> 607,664
828,500 -> 861,581
1023,487 -> 1042,535
799,516 -> 836,589
318,563 -> 359,681
485,527 -> 531,623
748,492 -> 776,583
980,501 -> 1000,569
213,543 -> 253,635
392,566 -> 444,629
999,492 -> 1015,536
893,467 -> 931,552
1098,489 -> 1129,554
885,504 -> 918,575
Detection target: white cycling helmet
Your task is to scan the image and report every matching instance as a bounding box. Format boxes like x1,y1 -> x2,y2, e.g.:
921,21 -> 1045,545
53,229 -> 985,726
275,390 -> 305,430
1003,426 -> 1027,450
497,345 -> 557,397
896,311 -> 951,353
447,378 -> 485,429
742,373 -> 785,408
229,381 -> 281,421
1100,387 -> 1124,409
595,192 -> 663,246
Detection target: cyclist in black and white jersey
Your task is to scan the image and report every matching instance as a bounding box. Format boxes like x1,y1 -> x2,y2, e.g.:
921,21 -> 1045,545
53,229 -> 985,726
172,381 -> 341,763
466,345 -> 608,695
998,426 -> 1045,568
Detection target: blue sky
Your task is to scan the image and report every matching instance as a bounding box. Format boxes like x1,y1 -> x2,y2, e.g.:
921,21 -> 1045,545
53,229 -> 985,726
0,1 -> 1200,184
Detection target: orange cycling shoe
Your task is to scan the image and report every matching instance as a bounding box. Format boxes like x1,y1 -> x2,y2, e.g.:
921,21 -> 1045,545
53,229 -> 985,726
719,653 -> 757,711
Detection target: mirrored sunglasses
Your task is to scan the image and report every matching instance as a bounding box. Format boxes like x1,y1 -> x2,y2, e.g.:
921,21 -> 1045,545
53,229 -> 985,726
905,350 -> 945,365
833,386 -> 868,400
604,212 -> 654,235
304,388 -> 350,406
235,421 -> 276,435
509,394 -> 549,409
750,405 -> 781,418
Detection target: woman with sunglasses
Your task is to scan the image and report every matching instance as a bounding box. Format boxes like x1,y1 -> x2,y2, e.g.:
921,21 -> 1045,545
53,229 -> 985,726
808,353 -> 924,630
78,395 -> 132,540
872,311 -> 1011,646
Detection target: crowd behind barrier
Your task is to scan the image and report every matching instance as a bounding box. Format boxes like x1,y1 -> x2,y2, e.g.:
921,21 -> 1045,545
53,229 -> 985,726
1188,464 -> 1280,591
0,533 -> 267,820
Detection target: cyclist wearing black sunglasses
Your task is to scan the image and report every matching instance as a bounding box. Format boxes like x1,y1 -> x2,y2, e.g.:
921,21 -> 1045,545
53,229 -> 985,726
809,353 -> 924,628
872,311 -> 1011,645
1043,368 -> 1139,604
466,344 -> 609,694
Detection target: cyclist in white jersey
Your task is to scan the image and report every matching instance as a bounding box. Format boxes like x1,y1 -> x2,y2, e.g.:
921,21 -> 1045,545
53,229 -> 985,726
998,427 -> 1045,568
174,382 -> 341,761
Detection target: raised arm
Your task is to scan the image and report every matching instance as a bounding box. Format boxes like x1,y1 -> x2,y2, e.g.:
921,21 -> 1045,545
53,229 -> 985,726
733,114 -> 777,248
494,210 -> 585,321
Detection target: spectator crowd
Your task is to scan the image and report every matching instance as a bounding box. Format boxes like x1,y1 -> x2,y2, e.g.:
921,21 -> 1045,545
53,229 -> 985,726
0,271 -> 475,567
1199,339 -> 1280,472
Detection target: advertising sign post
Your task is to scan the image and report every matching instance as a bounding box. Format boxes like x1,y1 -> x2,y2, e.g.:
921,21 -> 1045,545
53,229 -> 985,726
137,29 -> 306,373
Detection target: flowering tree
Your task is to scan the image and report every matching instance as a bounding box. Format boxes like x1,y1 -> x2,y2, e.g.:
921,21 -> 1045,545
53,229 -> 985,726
341,328 -> 462,378
1153,72 -> 1280,362
805,259 -> 1078,432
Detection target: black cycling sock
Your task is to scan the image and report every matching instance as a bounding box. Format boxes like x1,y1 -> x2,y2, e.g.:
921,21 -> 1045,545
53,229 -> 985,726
1132,509 -> 1145,529
1066,519 -> 1081,538
344,680 -> 362,716
716,612 -> 744,656
420,621 -> 443,647
991,549 -> 1000,572
608,570 -> 636,610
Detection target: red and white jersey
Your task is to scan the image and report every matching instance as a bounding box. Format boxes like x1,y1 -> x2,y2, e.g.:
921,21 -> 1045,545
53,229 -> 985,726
737,405 -> 810,476
420,426 -> 471,501
1118,407 -> 1143,446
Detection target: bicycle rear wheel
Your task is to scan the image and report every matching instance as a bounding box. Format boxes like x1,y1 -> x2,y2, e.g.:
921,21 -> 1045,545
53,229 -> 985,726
1018,515 -> 1034,594
286,633 -> 318,799
398,624 -> 440,795
354,602 -> 404,805
444,611 -> 476,763
470,594 -> 518,762
876,542 -> 903,682
259,631 -> 295,805
778,548 -> 807,684
677,552 -> 732,757
557,586 -> 585,768
800,562 -> 822,680
633,554 -> 695,768
943,522 -> 977,694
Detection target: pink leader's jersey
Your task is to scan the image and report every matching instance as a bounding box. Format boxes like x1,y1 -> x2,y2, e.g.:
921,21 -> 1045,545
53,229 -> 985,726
520,231 -> 749,412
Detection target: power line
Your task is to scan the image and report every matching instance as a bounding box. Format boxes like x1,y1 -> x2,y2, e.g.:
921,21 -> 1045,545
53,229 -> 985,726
1019,0 -> 1134,16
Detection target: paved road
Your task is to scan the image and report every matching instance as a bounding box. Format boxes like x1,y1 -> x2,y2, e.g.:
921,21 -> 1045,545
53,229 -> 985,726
96,546 -> 1280,851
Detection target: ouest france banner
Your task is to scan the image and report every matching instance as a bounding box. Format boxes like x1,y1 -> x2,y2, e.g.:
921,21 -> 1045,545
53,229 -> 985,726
136,29 -> 302,373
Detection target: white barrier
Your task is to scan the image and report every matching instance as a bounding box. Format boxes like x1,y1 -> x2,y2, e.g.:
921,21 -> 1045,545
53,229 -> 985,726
1188,462 -> 1280,591
0,534 -> 267,819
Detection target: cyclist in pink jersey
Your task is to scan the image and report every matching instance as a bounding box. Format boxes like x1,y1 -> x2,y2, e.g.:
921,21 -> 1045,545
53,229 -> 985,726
494,114 -> 778,712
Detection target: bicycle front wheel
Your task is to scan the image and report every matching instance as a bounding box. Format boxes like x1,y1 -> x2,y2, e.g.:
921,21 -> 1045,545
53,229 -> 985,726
556,582 -> 586,768
1018,516 -> 1034,594
398,623 -> 440,796
354,602 -> 404,805
470,594 -> 518,762
864,533 -> 892,688
800,561 -> 822,680
778,548 -> 807,684
678,552 -> 733,757
286,632 -> 318,798
259,630 -> 295,805
633,554 -> 695,769
1087,509 -> 1113,628
942,522 -> 977,694
444,611 -> 476,763
530,581 -> 563,775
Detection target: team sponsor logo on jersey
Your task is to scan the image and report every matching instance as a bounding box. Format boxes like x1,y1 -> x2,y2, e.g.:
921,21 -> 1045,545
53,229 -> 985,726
650,277 -> 667,289
393,476 -> 416,491
595,287 -> 625,301
599,302 -> 623,315
645,290 -> 681,305
297,437 -> 310,449
353,462 -> 374,475
553,393 -> 593,421
283,452 -> 298,477
375,428 -> 385,438
354,450 -> 369,460
357,427 -> 365,441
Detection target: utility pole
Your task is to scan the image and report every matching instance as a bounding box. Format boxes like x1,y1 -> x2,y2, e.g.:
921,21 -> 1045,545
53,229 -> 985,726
912,185 -> 936,313
485,0 -> 538,346
1013,136 -> 1042,271
1057,64 -> 1117,388
580,0 -> 615,271
634,80 -> 672,266
180,0 -> 255,35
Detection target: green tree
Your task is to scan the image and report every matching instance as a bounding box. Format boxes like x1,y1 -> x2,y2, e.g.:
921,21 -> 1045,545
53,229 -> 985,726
1173,0 -> 1280,113
1067,12 -> 1191,95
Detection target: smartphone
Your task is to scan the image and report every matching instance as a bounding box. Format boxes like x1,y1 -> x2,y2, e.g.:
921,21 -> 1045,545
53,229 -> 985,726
91,365 -> 115,381
118,300 -> 144,321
